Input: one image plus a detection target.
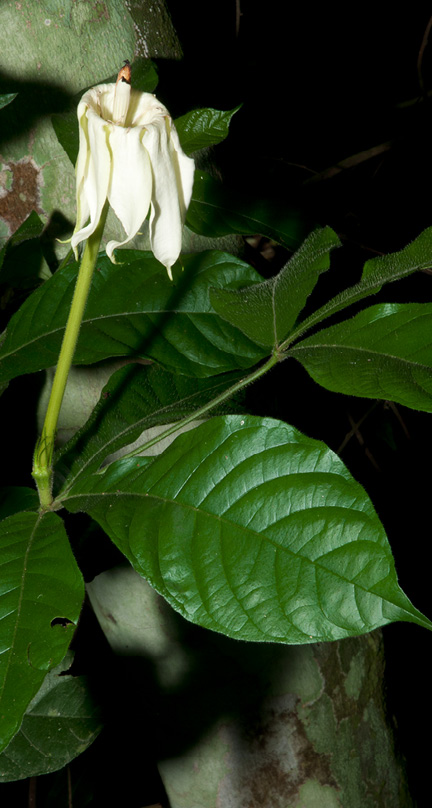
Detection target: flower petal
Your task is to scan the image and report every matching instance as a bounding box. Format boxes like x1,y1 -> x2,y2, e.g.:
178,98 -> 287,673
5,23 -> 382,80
130,91 -> 168,127
145,117 -> 195,277
71,103 -> 111,257
105,124 -> 152,261
167,122 -> 195,216
73,103 -> 91,237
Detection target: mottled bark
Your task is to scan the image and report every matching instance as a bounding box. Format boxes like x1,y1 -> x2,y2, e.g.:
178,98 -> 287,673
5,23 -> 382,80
88,566 -> 412,808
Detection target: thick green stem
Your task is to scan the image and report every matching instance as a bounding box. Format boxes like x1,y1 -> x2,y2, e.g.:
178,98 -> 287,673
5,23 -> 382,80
32,207 -> 108,509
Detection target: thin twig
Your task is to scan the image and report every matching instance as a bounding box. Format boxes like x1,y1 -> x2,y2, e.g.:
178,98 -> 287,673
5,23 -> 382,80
417,15 -> 432,95
346,412 -> 381,471
304,142 -> 392,184
337,402 -> 378,454
67,765 -> 73,808
28,777 -> 37,808
235,0 -> 241,36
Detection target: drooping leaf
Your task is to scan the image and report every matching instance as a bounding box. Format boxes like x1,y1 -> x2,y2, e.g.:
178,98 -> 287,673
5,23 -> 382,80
187,171 -> 309,252
56,362 -> 245,497
0,653 -> 101,781
288,226 -> 432,344
174,106 -> 241,154
0,250 -> 266,385
210,227 -> 341,347
64,416 -> 432,644
288,302 -> 432,411
0,512 -> 84,753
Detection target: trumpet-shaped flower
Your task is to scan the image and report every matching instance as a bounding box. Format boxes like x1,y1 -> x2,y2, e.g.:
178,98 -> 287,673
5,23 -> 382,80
71,70 -> 195,279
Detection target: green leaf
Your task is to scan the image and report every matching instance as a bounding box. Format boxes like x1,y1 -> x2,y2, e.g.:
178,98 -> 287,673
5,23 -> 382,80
0,93 -> 17,111
0,250 -> 266,384
0,512 -> 84,753
288,302 -> 432,411
52,59 -> 159,166
0,653 -> 101,781
51,109 -> 79,166
211,227 -> 341,348
56,363 -> 245,496
0,211 -> 49,288
174,106 -> 241,155
187,171 -> 309,251
290,226 -> 432,343
0,488 -> 39,521
128,58 -> 159,93
64,416 -> 432,644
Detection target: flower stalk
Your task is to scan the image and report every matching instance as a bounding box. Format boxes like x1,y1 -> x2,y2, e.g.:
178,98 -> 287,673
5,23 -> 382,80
32,204 -> 108,509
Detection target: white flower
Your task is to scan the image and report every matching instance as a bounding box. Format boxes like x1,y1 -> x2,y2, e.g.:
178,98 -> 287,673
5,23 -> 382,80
71,72 -> 195,279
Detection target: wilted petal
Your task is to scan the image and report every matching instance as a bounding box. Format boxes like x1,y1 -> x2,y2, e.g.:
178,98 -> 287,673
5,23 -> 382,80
105,125 -> 152,261
167,122 -> 195,218
71,103 -> 111,257
145,117 -> 195,277
74,104 -> 91,235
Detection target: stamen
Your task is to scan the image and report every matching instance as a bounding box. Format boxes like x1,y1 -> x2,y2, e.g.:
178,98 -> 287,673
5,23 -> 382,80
113,60 -> 131,126
116,59 -> 131,86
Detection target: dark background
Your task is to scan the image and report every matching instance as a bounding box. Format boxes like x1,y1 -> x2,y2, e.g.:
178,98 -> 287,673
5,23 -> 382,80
169,4 -> 432,804
2,3 -> 432,805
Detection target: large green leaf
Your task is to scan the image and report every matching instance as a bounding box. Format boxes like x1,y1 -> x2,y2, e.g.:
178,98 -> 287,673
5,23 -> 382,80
64,416 -> 432,644
56,363 -> 245,497
174,106 -> 241,155
0,512 -> 84,753
288,226 -> 432,345
288,302 -> 432,411
0,654 -> 101,781
187,171 -> 308,251
0,250 -> 266,384
210,227 -> 341,347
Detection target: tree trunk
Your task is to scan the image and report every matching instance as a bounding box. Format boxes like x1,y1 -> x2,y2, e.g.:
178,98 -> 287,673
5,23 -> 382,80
88,564 -> 412,808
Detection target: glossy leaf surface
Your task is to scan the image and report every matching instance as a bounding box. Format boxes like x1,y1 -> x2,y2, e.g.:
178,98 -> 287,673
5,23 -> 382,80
211,227 -> 341,347
64,416 -> 432,644
0,512 -> 84,752
0,655 -> 101,781
174,106 -> 241,154
289,303 -> 432,411
0,250 -> 266,384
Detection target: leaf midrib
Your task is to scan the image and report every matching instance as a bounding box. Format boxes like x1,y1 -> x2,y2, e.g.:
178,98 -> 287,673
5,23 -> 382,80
64,488 -> 394,604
